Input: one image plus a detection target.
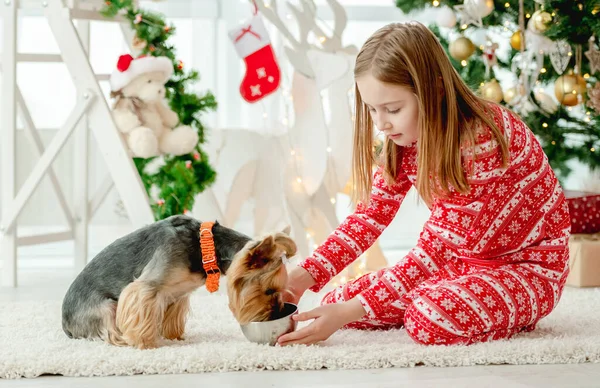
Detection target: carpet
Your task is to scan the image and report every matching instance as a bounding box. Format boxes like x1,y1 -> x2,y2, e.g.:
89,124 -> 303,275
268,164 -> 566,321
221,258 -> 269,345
1,287 -> 599,379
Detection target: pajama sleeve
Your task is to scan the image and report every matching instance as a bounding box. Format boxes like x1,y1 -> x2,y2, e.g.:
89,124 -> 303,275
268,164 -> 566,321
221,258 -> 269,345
298,166 -> 413,293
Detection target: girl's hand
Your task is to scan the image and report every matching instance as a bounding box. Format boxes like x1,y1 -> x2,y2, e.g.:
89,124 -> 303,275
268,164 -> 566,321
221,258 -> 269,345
277,298 -> 366,346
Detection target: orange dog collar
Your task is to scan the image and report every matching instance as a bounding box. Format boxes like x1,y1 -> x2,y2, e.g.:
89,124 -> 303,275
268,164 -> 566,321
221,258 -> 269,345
200,221 -> 220,293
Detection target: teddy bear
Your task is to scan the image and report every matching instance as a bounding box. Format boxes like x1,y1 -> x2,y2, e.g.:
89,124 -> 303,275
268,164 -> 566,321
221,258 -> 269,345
109,54 -> 199,159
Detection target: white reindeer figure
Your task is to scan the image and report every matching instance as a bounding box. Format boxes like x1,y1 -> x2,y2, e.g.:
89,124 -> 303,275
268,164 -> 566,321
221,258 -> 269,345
258,0 -> 389,274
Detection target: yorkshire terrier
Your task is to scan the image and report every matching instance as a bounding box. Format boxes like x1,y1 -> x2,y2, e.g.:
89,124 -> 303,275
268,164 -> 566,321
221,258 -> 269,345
61,214 -> 296,349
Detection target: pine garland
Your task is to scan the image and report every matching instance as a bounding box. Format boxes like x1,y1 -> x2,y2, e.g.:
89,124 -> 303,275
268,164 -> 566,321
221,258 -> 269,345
101,0 -> 217,220
396,0 -> 600,180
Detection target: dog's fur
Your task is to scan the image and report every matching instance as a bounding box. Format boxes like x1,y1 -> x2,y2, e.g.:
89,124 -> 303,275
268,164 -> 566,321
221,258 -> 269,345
61,215 -> 296,349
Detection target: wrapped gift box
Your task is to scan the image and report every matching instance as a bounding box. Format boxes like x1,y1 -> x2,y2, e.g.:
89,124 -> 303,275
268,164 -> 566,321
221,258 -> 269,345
564,190 -> 600,234
566,234 -> 600,287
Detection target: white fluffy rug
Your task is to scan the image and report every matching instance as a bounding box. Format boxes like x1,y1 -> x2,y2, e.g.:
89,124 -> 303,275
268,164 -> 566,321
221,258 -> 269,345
1,287 -> 600,379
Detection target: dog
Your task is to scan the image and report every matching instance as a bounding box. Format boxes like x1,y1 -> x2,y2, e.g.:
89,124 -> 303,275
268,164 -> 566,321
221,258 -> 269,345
61,214 -> 297,349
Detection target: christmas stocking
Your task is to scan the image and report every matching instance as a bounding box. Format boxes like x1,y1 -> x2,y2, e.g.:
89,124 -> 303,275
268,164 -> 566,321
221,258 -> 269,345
228,14 -> 281,103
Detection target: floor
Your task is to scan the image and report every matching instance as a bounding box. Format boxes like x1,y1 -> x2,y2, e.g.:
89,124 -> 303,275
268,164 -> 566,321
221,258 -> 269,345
2,265 -> 600,387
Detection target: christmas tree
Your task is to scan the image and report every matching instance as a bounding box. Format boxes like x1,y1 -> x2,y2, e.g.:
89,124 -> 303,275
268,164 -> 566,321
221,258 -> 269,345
102,0 -> 217,220
396,0 -> 600,179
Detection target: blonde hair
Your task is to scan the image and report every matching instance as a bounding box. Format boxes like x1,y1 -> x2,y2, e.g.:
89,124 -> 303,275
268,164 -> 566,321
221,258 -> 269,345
352,22 -> 509,207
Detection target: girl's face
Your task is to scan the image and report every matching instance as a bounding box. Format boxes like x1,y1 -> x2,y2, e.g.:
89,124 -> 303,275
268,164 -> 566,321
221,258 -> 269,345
356,73 -> 419,147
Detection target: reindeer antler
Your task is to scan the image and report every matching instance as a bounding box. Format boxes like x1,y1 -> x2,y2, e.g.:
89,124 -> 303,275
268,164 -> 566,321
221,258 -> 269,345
252,0 -> 318,77
305,0 -> 358,55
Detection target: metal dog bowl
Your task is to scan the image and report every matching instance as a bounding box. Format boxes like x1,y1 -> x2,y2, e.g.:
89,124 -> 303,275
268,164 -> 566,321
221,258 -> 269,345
240,302 -> 298,346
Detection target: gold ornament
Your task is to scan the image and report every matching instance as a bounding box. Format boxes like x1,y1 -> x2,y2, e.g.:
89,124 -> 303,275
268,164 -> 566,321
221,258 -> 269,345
449,37 -> 476,61
503,85 -> 525,105
480,79 -> 503,103
554,70 -> 588,106
588,81 -> 600,114
132,35 -> 147,51
531,10 -> 552,32
510,30 -> 523,51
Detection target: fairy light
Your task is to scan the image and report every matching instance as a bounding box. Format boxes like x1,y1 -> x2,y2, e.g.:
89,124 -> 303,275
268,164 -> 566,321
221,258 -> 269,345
296,177 -> 302,183
432,0 -> 440,6
526,13 -> 531,18
319,36 -> 327,43
552,141 -> 556,145
330,197 -> 336,204
540,68 -> 547,73
591,147 -> 596,152
326,146 -> 332,153
461,24 -> 468,30
461,60 -> 467,66
584,73 -> 591,79
290,149 -> 296,156
504,2 -> 510,7
543,123 -> 548,128
568,51 -> 573,56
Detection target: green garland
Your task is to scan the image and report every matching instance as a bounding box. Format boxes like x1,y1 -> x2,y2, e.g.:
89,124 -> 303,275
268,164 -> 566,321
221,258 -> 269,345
101,0 -> 217,220
396,0 -> 600,180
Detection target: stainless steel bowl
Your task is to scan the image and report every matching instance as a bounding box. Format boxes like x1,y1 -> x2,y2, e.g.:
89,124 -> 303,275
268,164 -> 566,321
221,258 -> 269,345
240,302 -> 298,346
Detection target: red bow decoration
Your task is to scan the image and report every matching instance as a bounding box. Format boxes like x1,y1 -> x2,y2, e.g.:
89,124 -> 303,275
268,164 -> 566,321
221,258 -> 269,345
117,54 -> 134,72
235,25 -> 261,43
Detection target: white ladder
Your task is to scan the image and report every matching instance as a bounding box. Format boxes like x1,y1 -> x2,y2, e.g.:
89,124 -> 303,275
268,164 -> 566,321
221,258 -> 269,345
0,0 -> 154,287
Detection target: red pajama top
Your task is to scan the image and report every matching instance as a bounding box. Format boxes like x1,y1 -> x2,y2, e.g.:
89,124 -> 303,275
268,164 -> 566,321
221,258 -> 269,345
299,104 -> 571,318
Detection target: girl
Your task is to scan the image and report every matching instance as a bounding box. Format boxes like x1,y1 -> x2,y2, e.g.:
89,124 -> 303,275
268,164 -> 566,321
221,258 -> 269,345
278,21 -> 571,347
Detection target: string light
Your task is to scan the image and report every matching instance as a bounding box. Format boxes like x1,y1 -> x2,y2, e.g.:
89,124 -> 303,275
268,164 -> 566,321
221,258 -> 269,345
330,197 -> 336,204
432,0 -> 440,6
542,123 -> 548,128
504,2 -> 510,7
461,60 -> 467,66
540,68 -> 547,73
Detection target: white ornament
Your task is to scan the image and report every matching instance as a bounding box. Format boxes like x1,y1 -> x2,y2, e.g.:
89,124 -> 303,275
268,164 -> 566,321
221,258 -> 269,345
467,0 -> 494,17
437,6 -> 457,28
534,90 -> 558,114
585,36 -> 600,75
454,2 -> 483,28
550,40 -> 572,74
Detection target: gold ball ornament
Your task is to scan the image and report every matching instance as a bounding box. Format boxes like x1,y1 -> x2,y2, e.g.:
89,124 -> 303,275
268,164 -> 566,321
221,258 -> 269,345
480,79 -> 503,103
503,85 -> 525,105
554,71 -> 588,106
510,30 -> 523,51
449,37 -> 476,61
530,10 -> 552,33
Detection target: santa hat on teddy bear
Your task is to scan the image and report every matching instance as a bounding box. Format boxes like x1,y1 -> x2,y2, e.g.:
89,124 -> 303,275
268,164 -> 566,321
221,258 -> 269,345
110,54 -> 173,92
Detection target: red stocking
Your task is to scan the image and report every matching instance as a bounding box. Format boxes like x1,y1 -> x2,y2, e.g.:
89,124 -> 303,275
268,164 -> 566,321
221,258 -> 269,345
228,14 -> 281,103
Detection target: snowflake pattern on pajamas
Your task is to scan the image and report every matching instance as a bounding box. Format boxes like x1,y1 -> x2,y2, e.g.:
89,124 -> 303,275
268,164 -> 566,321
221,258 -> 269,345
299,104 -> 571,345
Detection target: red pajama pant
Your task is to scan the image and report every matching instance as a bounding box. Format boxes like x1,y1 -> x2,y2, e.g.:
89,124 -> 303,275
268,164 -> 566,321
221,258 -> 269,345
321,259 -> 568,345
